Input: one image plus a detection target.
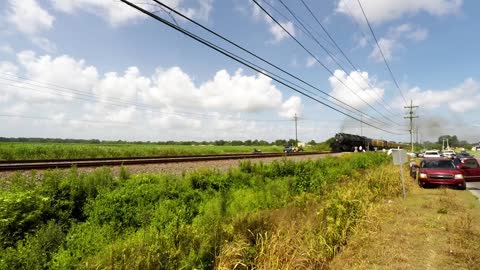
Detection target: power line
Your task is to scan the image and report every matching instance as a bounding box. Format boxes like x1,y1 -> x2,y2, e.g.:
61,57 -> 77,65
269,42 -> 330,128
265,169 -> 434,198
343,0 -> 376,50
1,74 -> 360,125
0,81 -> 313,125
252,0 -> 400,126
147,0 -> 394,126
0,114 -> 134,126
0,74 -> 302,123
258,0 -> 338,52
120,0 -> 406,135
356,0 -> 408,105
298,0 -> 398,117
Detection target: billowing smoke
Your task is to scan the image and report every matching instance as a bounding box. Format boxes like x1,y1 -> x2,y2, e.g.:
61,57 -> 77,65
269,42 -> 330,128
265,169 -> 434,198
416,114 -> 479,143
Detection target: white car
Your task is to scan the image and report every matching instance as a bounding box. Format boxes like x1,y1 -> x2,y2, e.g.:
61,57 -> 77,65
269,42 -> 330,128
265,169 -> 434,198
442,150 -> 456,159
423,150 -> 441,158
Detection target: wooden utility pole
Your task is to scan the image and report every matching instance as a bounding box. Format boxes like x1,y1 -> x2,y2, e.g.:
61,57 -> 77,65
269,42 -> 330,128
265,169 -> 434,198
360,114 -> 363,136
294,113 -> 298,147
404,100 -> 419,152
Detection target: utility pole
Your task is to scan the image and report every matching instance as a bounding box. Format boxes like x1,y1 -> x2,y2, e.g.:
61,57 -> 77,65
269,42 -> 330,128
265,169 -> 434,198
415,127 -> 419,145
404,100 -> 419,152
360,114 -> 363,136
294,113 -> 298,147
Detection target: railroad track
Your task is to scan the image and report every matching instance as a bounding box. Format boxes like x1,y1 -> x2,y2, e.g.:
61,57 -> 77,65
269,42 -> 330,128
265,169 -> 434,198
0,151 -> 331,171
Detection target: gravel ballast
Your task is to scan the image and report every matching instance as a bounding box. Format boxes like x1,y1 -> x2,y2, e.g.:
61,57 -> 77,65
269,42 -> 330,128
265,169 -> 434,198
0,153 -> 346,179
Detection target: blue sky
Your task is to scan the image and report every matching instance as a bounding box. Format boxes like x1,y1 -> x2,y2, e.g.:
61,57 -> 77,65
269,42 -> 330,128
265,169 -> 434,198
0,0 -> 479,143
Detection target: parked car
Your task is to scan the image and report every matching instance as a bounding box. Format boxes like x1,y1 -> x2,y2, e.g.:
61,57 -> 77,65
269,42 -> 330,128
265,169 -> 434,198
423,150 -> 441,158
442,150 -> 456,159
407,152 -> 418,158
252,148 -> 262,154
283,146 -> 294,153
456,151 -> 474,159
413,158 -> 466,189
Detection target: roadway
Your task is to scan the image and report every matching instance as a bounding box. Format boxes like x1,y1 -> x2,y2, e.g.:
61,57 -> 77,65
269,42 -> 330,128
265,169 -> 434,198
467,182 -> 480,200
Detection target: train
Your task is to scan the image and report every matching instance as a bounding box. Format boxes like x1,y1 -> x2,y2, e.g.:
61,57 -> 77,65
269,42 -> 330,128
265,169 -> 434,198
330,133 -> 404,152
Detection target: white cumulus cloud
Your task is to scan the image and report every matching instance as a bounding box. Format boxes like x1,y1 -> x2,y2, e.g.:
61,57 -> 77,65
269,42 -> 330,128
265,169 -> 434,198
17,51 -> 98,93
251,2 -> 295,43
329,69 -> 384,109
369,24 -> 428,62
49,0 -> 213,25
1,50 -> 303,136
391,78 -> 480,113
6,0 -> 55,35
336,0 -> 462,25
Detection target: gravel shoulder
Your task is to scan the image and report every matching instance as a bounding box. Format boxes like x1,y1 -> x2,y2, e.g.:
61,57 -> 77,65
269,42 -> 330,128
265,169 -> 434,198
0,153 -> 345,178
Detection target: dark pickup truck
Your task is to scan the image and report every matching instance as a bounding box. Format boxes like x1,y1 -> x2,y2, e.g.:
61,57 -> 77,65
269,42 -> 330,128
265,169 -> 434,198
410,158 -> 480,190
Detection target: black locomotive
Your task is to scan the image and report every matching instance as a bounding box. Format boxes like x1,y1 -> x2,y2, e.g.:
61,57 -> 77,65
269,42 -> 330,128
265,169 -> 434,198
330,133 -> 403,152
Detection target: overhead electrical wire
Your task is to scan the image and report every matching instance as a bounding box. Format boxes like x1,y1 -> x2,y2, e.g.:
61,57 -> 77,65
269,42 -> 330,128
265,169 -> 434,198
257,0 -> 339,56
0,113 -> 134,126
298,0 -> 398,117
148,0 -> 394,126
277,0 -> 399,121
119,0 -> 407,135
356,0 -> 408,105
252,0 -> 400,127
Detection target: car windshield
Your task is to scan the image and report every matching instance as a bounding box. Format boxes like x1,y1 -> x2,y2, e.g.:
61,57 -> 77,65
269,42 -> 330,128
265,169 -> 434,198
425,151 -> 438,155
421,160 -> 455,169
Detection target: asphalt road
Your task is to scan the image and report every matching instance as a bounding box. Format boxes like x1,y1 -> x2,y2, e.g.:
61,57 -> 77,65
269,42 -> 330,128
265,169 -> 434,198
467,182 -> 480,200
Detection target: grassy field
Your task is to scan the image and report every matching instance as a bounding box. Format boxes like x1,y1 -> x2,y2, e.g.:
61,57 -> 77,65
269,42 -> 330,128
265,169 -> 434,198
0,143 -> 288,160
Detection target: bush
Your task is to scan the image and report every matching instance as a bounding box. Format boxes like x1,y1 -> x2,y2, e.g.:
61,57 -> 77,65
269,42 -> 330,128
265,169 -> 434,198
0,152 -> 394,269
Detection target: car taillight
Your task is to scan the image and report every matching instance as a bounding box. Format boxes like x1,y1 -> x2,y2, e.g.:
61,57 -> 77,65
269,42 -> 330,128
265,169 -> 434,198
419,173 -> 427,179
454,174 -> 464,180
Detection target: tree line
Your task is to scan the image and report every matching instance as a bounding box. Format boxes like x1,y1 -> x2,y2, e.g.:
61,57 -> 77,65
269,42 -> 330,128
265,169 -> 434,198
0,137 -> 323,146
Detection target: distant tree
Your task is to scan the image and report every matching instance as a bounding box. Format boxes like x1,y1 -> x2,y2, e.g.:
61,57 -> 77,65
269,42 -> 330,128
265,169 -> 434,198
325,137 -> 335,145
438,135 -> 459,147
274,139 -> 287,146
214,140 -> 226,146
231,140 -> 243,146
308,140 -> 317,145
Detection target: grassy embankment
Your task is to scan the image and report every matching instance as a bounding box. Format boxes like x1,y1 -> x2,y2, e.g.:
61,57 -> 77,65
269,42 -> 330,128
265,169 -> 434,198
331,179 -> 480,269
0,143 -> 287,160
0,153 -> 397,269
1,152 -> 478,269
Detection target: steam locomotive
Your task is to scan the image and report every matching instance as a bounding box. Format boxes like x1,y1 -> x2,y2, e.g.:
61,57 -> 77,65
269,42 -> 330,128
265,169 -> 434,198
330,133 -> 404,152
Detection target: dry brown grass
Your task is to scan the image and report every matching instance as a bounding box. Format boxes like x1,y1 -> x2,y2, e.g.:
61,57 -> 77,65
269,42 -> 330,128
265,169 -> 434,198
329,182 -> 480,270
216,164 -> 410,269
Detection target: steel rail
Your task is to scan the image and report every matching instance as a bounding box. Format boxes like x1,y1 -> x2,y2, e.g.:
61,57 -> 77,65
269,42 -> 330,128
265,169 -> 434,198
0,152 -> 331,171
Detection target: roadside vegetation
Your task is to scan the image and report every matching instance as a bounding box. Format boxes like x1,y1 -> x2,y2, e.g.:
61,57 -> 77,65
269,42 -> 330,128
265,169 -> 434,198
1,153 -> 398,269
0,143 -> 286,161
330,183 -> 480,269
2,152 -> 477,269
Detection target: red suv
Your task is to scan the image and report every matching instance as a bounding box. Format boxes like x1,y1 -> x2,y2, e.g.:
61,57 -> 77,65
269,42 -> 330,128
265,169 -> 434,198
415,158 -> 466,190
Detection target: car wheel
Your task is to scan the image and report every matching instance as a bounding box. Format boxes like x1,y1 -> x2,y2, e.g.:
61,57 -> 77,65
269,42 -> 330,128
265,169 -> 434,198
417,179 -> 424,188
457,183 -> 467,190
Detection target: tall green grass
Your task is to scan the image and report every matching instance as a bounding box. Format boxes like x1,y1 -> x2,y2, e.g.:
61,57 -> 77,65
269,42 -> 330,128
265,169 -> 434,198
0,153 -> 399,269
0,143 -> 284,160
